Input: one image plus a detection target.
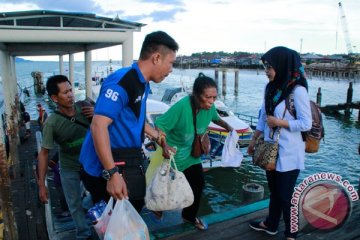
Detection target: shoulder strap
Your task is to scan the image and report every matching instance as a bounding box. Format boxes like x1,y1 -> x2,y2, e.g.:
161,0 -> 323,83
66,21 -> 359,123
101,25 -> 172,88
273,107 -> 287,141
190,96 -> 197,135
285,86 -> 307,142
285,86 -> 300,118
54,110 -> 90,130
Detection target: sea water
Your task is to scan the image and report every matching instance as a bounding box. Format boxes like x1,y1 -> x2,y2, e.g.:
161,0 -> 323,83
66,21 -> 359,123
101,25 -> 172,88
15,61 -> 360,215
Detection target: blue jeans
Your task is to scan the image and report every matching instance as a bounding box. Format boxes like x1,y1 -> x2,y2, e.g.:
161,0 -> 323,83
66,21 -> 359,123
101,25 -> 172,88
60,169 -> 92,239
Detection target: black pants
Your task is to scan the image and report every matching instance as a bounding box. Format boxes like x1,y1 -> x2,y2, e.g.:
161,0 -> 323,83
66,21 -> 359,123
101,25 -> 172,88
81,170 -> 144,213
181,163 -> 205,222
265,169 -> 300,238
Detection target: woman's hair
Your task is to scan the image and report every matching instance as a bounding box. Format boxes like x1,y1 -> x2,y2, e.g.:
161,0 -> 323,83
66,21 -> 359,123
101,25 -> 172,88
192,73 -> 217,101
261,46 -> 308,115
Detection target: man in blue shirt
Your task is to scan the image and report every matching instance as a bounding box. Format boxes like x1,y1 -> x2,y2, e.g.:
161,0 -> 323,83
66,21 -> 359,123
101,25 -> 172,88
80,31 -> 178,212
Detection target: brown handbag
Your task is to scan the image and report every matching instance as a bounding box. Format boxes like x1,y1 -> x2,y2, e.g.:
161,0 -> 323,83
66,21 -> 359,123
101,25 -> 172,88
190,96 -> 211,158
252,107 -> 286,171
252,133 -> 279,171
192,132 -> 211,157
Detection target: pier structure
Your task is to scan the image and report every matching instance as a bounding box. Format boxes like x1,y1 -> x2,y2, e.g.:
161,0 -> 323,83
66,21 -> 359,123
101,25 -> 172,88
214,68 -> 240,96
14,122 -> 360,240
0,10 -> 144,238
317,82 -> 360,120
305,64 -> 360,80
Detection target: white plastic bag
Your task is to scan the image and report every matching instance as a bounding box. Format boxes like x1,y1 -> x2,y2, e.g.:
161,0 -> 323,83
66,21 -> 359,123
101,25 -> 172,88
104,199 -> 150,240
221,130 -> 243,167
94,197 -> 114,240
145,152 -> 194,211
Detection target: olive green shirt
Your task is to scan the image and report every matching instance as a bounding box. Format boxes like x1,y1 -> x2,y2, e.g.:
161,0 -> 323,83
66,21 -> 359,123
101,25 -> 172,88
155,96 -> 220,171
42,105 -> 90,171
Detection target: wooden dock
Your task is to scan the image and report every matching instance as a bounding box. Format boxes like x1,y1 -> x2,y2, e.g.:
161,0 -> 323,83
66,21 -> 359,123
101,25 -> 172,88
12,123 -> 360,240
11,123 -> 49,240
305,64 -> 360,80
158,200 -> 360,240
321,101 -> 360,112
316,82 -> 360,120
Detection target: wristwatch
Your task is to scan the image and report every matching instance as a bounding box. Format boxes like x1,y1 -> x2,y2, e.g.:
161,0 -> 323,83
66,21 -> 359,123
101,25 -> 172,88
102,166 -> 119,181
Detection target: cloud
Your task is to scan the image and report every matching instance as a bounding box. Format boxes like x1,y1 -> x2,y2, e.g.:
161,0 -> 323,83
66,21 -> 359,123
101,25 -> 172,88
125,7 -> 185,22
2,0 -> 103,13
149,8 -> 185,22
210,0 -> 230,4
139,0 -> 184,7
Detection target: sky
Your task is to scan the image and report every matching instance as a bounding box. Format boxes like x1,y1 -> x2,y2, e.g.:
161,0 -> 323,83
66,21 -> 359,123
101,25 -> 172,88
1,0 -> 359,61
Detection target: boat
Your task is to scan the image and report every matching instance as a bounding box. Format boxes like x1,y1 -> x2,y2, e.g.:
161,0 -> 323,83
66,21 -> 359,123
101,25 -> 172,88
145,99 -> 170,127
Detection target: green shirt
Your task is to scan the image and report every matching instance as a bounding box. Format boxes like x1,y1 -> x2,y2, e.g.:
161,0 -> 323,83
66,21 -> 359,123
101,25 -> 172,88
155,96 -> 220,171
42,105 -> 90,171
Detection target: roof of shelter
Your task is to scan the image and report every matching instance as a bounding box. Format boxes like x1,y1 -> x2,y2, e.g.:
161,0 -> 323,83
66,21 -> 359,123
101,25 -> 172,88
0,10 -> 145,56
0,10 -> 144,30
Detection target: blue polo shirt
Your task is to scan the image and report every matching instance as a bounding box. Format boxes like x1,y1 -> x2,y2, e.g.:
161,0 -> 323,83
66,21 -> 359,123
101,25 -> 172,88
80,63 -> 150,176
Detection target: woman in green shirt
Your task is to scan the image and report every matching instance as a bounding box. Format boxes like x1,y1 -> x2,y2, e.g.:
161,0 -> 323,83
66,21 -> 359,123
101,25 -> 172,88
155,73 -> 233,230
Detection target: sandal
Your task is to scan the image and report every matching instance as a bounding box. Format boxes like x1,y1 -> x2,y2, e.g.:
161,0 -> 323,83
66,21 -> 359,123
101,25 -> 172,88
183,217 -> 208,231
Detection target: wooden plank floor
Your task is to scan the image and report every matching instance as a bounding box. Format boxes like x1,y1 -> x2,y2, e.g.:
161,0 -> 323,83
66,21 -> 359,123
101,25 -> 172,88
157,200 -> 360,240
13,122 -> 49,240
14,123 -> 360,240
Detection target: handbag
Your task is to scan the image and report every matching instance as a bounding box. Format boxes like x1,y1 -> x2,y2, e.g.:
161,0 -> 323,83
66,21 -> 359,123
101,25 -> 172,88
192,133 -> 211,157
252,107 -> 286,171
190,96 -> 211,157
252,133 -> 279,171
145,151 -> 194,211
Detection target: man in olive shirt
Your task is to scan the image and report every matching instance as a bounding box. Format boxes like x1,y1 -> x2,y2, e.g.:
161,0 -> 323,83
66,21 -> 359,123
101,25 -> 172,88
37,75 -> 93,240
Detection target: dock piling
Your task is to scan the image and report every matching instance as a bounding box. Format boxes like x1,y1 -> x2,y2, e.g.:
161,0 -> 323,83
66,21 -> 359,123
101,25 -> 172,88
345,82 -> 353,117
215,69 -> 219,88
234,70 -> 239,96
316,87 -> 322,106
31,71 -> 45,95
222,70 -> 227,96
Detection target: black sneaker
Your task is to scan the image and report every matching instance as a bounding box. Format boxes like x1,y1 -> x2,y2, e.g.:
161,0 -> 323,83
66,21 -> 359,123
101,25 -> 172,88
249,221 -> 278,235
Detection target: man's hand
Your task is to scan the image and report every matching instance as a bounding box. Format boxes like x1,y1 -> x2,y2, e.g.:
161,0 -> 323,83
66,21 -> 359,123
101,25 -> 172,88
106,172 -> 128,200
37,147 -> 49,204
38,184 -> 49,204
81,106 -> 94,120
